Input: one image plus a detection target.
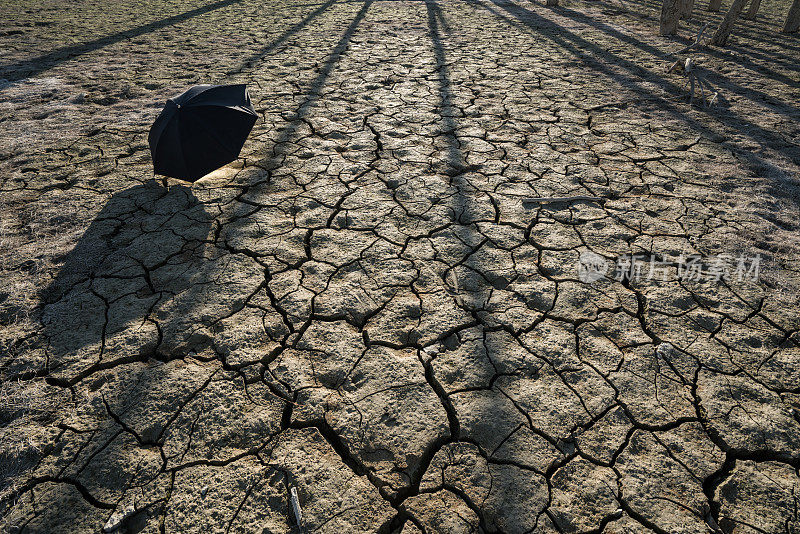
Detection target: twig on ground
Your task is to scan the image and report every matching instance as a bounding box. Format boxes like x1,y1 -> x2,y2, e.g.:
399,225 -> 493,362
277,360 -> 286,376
677,22 -> 710,53
290,487 -> 303,531
682,58 -> 718,107
522,196 -> 604,204
667,59 -> 685,73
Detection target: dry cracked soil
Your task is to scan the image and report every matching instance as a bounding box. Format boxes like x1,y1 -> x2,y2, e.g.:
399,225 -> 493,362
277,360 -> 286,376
1,0 -> 800,532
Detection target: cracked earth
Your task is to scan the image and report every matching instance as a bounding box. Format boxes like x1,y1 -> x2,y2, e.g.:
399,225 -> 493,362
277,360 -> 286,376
1,0 -> 800,532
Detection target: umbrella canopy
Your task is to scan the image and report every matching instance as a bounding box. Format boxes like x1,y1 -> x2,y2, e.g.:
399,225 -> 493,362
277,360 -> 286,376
148,84 -> 258,182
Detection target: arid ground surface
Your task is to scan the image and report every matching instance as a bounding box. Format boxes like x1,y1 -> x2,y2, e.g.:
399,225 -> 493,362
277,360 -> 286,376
1,0 -> 800,532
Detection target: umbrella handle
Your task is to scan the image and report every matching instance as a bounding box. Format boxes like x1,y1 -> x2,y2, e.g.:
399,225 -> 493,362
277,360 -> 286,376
154,168 -> 168,188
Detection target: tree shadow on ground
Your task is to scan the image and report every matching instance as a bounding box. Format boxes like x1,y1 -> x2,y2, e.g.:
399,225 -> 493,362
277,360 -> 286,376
225,0 -> 340,76
389,0 -> 568,530
464,0 -> 800,210
554,3 -> 800,94
0,0 -> 247,83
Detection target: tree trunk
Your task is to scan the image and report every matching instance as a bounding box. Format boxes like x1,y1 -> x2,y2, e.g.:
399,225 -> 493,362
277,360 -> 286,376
784,0 -> 800,32
743,0 -> 761,19
710,0 -> 748,45
661,0 -> 681,34
707,0 -> 723,12
681,0 -> 696,18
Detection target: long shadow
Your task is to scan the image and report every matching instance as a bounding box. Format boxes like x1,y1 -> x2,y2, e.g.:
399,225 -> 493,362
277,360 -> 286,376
416,0 -> 798,529
393,1 -> 557,531
599,0 -> 800,79
225,0 -> 340,75
552,4 -> 800,101
580,0 -> 800,70
220,0 -> 374,398
39,183 -> 213,380
426,1 -> 466,175
227,0 -> 373,220
0,0 -> 247,83
415,3 -> 621,530
464,0 -> 800,198
724,40 -> 800,73
263,0 -> 374,150
635,0 -> 800,53
217,0 -> 374,378
420,0 -> 491,528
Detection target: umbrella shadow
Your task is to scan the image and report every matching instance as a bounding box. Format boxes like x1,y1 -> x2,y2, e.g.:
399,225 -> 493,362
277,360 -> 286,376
18,183 -> 275,531
39,182 -> 215,382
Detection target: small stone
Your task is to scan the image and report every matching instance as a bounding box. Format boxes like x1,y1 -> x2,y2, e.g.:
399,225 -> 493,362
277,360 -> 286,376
407,330 -> 422,344
443,334 -> 460,351
490,275 -> 509,290
200,486 -> 208,498
102,502 -> 137,533
68,93 -> 86,104
139,424 -> 161,444
0,305 -> 22,326
656,342 -> 674,357
18,259 -> 36,272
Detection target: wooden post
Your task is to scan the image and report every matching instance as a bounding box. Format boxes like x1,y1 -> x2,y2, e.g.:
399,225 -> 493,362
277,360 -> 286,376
707,0 -> 723,12
784,0 -> 800,32
661,0 -> 681,34
743,0 -> 761,19
710,0 -> 748,45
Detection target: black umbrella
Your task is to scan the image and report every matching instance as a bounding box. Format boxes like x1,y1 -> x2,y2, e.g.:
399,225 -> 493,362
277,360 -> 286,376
148,84 -> 258,182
